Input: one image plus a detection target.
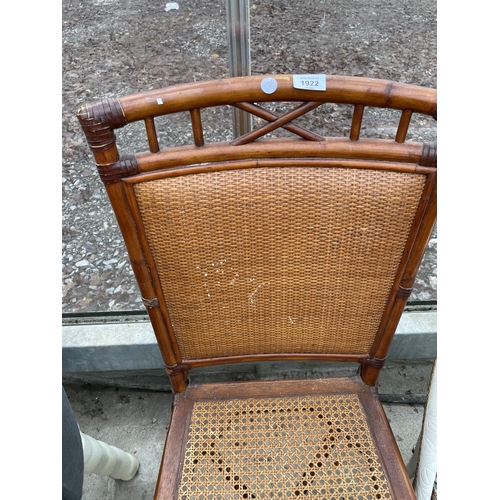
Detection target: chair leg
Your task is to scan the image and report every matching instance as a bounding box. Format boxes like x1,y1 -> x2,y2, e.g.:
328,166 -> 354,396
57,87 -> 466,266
80,432 -> 139,481
405,359 -> 437,500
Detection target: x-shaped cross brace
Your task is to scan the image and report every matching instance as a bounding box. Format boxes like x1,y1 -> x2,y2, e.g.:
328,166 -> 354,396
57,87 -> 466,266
230,101 -> 326,145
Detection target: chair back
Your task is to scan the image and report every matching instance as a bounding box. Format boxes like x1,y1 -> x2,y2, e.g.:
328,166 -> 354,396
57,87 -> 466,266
77,75 -> 437,392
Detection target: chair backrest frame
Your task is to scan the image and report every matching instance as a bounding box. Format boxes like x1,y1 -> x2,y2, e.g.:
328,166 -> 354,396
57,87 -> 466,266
77,75 -> 437,393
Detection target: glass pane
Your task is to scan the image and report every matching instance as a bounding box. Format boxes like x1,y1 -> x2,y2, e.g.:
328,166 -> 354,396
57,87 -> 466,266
63,0 -> 437,314
249,0 -> 437,304
62,0 -> 229,312
250,0 -> 436,86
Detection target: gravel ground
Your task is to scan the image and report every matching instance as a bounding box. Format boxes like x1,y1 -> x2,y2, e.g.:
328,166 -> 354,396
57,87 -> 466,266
62,0 -> 437,313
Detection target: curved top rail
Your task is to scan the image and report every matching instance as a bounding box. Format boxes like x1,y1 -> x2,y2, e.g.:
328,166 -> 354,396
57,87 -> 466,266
118,75 -> 437,124
76,75 -> 437,168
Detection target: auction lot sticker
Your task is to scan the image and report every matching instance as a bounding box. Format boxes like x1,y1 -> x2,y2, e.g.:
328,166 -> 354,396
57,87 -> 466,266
293,74 -> 326,91
261,77 -> 278,94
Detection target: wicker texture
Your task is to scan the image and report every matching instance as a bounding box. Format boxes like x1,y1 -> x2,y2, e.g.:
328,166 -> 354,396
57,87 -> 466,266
133,166 -> 425,360
178,394 -> 392,499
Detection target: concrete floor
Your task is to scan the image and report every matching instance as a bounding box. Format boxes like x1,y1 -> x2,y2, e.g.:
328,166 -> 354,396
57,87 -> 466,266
64,362 -> 430,500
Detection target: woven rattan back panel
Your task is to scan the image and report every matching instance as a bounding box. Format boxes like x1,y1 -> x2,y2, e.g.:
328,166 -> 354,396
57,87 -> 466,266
132,166 -> 426,360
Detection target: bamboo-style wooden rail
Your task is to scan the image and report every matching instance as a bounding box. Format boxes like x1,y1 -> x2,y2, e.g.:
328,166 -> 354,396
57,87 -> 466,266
77,75 -> 436,165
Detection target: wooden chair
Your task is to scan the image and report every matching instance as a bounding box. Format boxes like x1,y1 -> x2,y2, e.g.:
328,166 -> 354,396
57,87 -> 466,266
77,75 -> 437,499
